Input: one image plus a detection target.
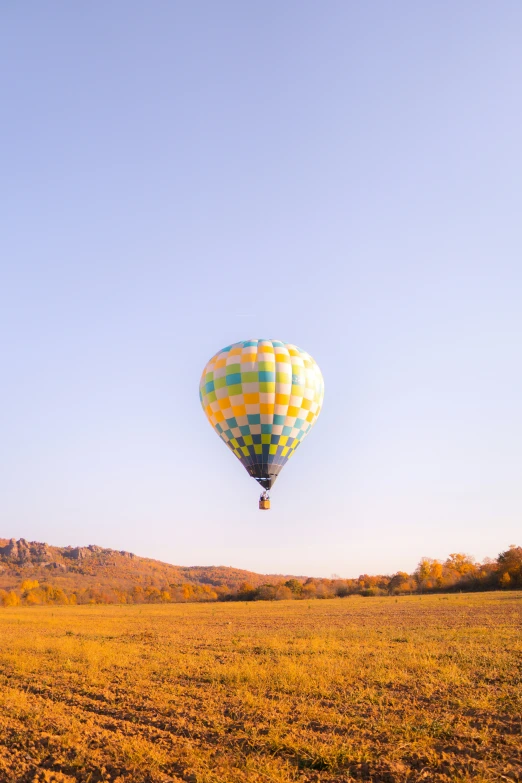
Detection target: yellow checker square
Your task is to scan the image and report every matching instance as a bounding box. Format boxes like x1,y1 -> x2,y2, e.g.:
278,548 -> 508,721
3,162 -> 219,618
275,393 -> 290,405
287,405 -> 299,417
241,446 -> 250,457
232,405 -> 247,417
260,403 -> 274,415
254,444 -> 262,454
244,393 -> 259,404
269,444 -> 277,455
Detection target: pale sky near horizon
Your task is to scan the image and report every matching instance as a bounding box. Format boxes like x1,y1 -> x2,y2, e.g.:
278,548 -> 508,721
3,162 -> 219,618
1,2 -> 521,578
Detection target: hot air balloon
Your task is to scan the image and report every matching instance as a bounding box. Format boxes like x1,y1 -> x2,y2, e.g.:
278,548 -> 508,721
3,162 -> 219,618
199,339 -> 324,509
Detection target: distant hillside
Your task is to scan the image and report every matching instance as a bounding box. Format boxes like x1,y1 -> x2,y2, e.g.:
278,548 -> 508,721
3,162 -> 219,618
0,537 -> 303,597
1,537 -> 520,607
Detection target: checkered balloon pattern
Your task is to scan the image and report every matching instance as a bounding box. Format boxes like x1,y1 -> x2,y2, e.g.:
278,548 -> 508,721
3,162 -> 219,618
199,339 -> 324,489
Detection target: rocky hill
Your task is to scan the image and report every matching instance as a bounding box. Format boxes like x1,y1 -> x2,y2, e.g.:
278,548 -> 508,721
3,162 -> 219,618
0,537 -> 302,596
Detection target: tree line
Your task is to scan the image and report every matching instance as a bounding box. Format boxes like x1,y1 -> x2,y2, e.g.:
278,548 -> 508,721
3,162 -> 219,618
1,545 -> 520,606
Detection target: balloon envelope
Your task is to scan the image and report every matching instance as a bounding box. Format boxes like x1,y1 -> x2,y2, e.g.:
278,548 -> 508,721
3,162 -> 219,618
199,339 -> 324,489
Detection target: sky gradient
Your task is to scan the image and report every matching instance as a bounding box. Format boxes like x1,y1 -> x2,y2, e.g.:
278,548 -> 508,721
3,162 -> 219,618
1,2 -> 521,577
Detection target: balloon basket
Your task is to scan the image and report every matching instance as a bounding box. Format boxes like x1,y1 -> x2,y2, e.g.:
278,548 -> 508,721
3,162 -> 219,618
259,499 -> 271,511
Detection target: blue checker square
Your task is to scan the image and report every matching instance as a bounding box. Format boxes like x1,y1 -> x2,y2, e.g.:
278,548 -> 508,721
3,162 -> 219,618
247,414 -> 260,425
215,423 -> 223,433
226,417 -> 238,429
240,425 -> 250,436
294,418 -> 304,428
224,429 -> 233,439
282,425 -> 292,436
259,371 -> 275,382
226,373 -> 242,385
261,423 -> 273,434
252,434 -> 262,444
273,414 -> 285,425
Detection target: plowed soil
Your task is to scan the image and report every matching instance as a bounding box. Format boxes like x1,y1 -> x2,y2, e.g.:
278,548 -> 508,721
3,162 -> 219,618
0,594 -> 520,782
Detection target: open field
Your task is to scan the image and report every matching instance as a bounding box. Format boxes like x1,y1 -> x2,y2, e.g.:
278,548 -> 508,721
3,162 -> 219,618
0,594 -> 520,783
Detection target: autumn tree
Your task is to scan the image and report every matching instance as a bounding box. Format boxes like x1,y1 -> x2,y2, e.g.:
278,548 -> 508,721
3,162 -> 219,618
284,579 -> 303,596
388,572 -> 410,594
497,545 -> 522,587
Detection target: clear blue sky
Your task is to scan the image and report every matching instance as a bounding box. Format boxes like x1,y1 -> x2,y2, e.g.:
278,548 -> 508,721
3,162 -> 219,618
1,2 -> 521,578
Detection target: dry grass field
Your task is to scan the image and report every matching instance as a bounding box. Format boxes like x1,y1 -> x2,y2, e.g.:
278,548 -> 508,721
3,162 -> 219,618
0,593 -> 520,783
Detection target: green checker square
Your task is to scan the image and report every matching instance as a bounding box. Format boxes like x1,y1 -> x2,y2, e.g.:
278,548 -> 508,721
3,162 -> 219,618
230,438 -> 239,448
226,363 -> 241,374
254,444 -> 262,454
227,384 -> 242,396
243,434 -> 253,446
206,391 -> 217,404
260,382 -> 275,393
259,361 -> 275,371
241,371 -> 259,383
261,434 -> 271,444
205,372 -> 214,383
214,377 -> 227,390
